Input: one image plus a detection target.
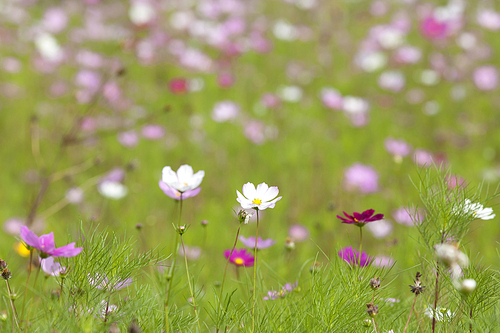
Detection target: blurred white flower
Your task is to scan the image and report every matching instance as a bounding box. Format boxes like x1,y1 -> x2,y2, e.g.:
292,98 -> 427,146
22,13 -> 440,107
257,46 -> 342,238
35,33 -> 64,62
129,2 -> 156,26
356,51 -> 387,72
279,85 -> 303,102
434,243 -> 468,267
365,219 -> 393,239
424,306 -> 454,322
461,199 -> 495,220
273,20 -> 298,41
98,181 -> 128,200
458,279 -> 477,294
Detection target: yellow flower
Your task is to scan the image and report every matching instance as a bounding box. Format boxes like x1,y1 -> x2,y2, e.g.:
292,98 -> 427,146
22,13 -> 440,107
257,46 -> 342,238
14,242 -> 30,257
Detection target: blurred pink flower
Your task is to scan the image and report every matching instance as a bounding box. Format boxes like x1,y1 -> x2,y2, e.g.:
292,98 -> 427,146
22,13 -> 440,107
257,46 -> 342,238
384,138 -> 412,161
102,82 -> 122,104
74,70 -> 101,93
178,245 -> 202,260
217,72 -> 235,88
260,93 -> 281,110
321,88 -> 343,110
445,175 -> 466,190
378,71 -> 405,93
101,168 -> 126,183
392,207 -> 425,226
473,66 -> 498,91
420,16 -> 448,40
239,236 -> 276,250
21,226 -> 82,258
413,149 -> 434,167
212,101 -> 240,122
142,124 -> 165,140
371,255 -> 395,268
394,46 -> 422,64
343,163 -> 380,194
168,78 -> 188,95
288,224 -> 309,242
117,130 -> 139,148
477,9 -> 500,31
244,120 -> 266,145
1,57 -> 22,73
42,7 -> 68,34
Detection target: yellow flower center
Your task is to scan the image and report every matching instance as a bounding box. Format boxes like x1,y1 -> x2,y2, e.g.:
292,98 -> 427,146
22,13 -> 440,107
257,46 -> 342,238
234,258 -> 244,265
184,182 -> 188,186
354,218 -> 358,222
175,192 -> 180,197
252,198 -> 262,205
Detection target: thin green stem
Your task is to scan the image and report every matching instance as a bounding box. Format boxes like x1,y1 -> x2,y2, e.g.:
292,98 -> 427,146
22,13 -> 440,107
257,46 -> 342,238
165,194 -> 183,333
358,227 -> 363,265
217,224 -> 242,333
180,234 -> 201,332
5,280 -> 19,330
403,295 -> 418,333
20,250 -> 33,327
372,316 -> 380,333
252,210 -> 259,333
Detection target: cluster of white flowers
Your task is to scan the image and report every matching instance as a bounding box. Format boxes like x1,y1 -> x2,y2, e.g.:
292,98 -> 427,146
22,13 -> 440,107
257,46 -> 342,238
434,243 -> 477,294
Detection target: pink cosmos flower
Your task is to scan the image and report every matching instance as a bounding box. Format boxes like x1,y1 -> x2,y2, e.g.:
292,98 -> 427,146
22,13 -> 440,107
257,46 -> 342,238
420,16 -> 448,40
392,207 -> 425,226
224,248 -> 254,267
236,182 -> 282,210
288,224 -> 309,242
141,124 -> 166,140
20,226 -> 82,258
473,66 -> 499,91
338,246 -> 371,267
413,148 -> 434,167
263,282 -> 298,300
239,236 -> 276,250
384,138 -> 412,161
158,180 -> 201,200
343,163 -> 380,194
168,78 -> 188,95
371,256 -> 395,268
40,257 -> 65,276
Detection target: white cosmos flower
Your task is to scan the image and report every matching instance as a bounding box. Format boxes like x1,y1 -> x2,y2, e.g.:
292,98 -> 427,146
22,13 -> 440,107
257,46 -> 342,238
462,199 -> 495,220
236,182 -> 282,210
424,306 -> 454,322
434,243 -> 468,267
162,165 -> 204,193
98,181 -> 128,200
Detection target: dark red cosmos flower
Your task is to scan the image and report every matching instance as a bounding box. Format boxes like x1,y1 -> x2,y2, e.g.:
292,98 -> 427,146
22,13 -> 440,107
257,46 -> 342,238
337,209 -> 384,227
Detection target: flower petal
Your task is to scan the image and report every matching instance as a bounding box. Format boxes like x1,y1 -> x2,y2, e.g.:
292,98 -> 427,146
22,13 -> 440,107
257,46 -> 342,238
39,233 -> 56,253
159,180 -> 181,199
242,182 -> 257,199
189,170 -> 205,190
20,226 -> 40,249
255,183 -> 269,197
262,186 -> 279,201
50,243 -> 82,257
162,166 -> 178,187
176,165 -> 194,184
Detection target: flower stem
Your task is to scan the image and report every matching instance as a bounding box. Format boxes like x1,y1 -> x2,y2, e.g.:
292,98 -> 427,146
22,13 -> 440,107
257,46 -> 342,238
5,280 -> 19,330
20,250 -> 33,327
103,294 -> 111,322
403,295 -> 418,333
432,260 -> 439,333
217,224 -> 242,333
469,307 -> 473,333
252,210 -> 259,333
358,227 -> 363,265
180,234 -> 201,332
165,194 -> 183,333
372,316 -> 380,333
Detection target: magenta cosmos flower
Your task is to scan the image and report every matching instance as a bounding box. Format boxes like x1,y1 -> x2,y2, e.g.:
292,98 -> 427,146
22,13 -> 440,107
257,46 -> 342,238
239,236 -> 276,250
236,182 -> 282,210
20,226 -> 82,258
224,248 -> 255,267
338,246 -> 371,267
337,209 -> 384,227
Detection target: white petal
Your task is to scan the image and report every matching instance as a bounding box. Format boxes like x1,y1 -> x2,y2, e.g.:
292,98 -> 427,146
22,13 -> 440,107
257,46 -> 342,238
189,170 -> 205,190
255,183 -> 269,197
242,182 -> 256,199
177,165 -> 194,184
162,166 -> 179,186
262,186 -> 279,201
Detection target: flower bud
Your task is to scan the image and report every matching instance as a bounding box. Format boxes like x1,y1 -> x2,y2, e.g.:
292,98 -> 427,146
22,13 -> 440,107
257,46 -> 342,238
237,210 -> 252,224
200,219 -> 208,227
459,279 -> 477,295
0,259 -> 7,270
1,268 -> 12,280
0,310 -> 7,322
362,319 -> 372,327
284,237 -> 295,251
370,277 -> 381,290
366,302 -> 379,317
